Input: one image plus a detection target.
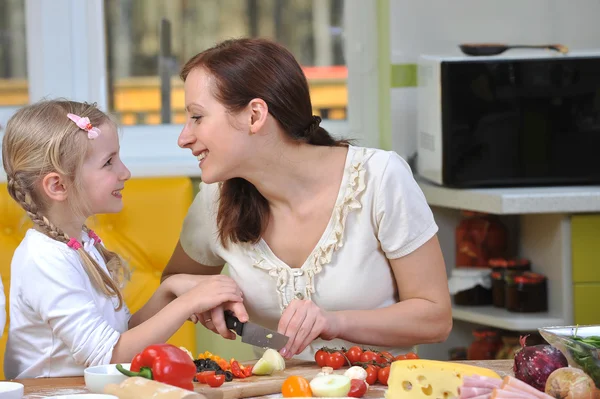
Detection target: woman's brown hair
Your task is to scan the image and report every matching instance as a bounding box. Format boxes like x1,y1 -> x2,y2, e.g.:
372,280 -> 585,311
180,38 -> 349,247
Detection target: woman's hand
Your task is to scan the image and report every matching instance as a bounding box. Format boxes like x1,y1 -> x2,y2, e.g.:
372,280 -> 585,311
277,299 -> 340,359
197,302 -> 249,340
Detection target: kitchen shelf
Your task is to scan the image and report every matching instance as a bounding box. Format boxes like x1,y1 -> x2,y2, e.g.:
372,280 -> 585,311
417,178 -> 600,214
452,304 -> 565,331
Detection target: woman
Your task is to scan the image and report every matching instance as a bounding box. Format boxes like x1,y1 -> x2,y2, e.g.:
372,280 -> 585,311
162,38 -> 452,360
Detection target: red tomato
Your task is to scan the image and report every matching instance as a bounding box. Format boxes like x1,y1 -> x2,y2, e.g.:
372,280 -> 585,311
326,351 -> 346,370
395,354 -> 407,361
315,349 -> 329,367
348,379 -> 368,397
379,351 -> 394,363
365,365 -> 379,385
345,346 -> 363,365
360,350 -> 383,363
206,373 -> 225,387
378,366 -> 390,385
196,370 -> 216,384
406,352 -> 419,359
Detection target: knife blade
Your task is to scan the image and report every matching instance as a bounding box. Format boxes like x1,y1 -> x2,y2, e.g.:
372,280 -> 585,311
224,311 -> 289,350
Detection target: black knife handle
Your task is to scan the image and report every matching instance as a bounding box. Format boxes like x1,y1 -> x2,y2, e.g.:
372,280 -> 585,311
224,311 -> 244,335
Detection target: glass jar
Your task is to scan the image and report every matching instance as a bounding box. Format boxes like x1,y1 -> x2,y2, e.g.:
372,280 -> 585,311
456,211 -> 508,268
491,271 -> 505,308
506,272 -> 548,313
495,336 -> 521,360
467,329 -> 503,360
450,268 -> 493,306
489,258 -> 531,283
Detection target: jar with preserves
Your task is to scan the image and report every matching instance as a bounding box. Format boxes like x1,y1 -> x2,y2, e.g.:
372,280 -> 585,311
506,272 -> 548,313
456,211 -> 508,268
467,329 -> 503,360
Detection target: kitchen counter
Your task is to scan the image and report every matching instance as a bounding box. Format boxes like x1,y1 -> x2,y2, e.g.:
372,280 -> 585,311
16,359 -> 514,399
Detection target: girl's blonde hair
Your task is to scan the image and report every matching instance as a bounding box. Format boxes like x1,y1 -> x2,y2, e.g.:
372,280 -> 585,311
2,99 -> 130,310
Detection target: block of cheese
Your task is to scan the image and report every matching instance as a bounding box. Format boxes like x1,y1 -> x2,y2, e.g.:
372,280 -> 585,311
104,377 -> 206,399
384,360 -> 501,399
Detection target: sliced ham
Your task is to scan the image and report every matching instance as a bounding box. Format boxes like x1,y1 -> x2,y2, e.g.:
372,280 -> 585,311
459,386 -> 493,399
463,375 -> 504,389
501,376 -> 554,399
491,388 -> 539,399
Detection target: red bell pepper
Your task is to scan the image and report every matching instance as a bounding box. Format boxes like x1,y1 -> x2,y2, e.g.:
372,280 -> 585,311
116,344 -> 196,390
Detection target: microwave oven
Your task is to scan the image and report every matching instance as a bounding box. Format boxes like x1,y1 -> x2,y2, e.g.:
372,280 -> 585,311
416,51 -> 600,188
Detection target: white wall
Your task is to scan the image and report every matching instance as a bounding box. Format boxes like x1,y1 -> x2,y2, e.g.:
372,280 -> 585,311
389,0 -> 600,160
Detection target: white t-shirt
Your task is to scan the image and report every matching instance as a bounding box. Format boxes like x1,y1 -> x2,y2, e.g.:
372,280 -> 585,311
4,229 -> 130,379
180,145 -> 438,360
0,276 -> 5,339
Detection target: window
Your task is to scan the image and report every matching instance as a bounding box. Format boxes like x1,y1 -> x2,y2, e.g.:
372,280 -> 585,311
0,0 -> 27,127
103,0 -> 347,126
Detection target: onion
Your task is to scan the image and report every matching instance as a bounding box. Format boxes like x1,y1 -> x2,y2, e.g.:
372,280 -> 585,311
545,367 -> 598,399
513,335 -> 568,391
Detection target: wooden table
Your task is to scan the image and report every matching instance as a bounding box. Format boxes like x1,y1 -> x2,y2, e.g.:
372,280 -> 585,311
14,359 -> 514,398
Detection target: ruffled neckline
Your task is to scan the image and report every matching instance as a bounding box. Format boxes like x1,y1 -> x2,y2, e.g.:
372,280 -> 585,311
252,146 -> 368,311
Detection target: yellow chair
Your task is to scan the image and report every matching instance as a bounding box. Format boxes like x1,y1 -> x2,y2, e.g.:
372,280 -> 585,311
0,177 -> 195,379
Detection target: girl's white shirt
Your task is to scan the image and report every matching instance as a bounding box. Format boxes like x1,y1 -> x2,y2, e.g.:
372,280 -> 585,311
4,229 -> 130,379
0,276 -> 5,341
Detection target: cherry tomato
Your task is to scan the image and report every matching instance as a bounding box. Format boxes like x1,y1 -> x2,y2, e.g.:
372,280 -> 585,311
206,373 -> 225,387
406,352 -> 419,359
378,366 -> 390,385
379,351 -> 394,363
360,350 -> 383,363
315,349 -> 328,367
394,354 -> 407,361
365,364 -> 379,385
348,379 -> 368,398
282,376 -> 312,397
345,346 -> 363,365
326,351 -> 346,370
196,370 -> 216,384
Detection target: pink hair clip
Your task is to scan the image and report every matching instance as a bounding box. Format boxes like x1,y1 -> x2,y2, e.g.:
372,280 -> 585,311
87,230 -> 102,245
67,238 -> 82,251
67,113 -> 100,139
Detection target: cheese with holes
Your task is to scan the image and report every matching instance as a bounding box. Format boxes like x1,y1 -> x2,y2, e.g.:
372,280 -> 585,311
384,359 -> 501,399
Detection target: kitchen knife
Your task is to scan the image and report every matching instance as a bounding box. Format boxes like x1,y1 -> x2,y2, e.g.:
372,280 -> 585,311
224,311 -> 289,350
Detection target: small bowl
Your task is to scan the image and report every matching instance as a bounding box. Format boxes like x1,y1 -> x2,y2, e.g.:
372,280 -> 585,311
539,324 -> 600,386
0,381 -> 24,399
84,363 -> 131,394
46,395 -> 118,399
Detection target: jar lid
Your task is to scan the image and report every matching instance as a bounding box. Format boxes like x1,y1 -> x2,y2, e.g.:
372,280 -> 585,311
489,258 -> 530,268
514,272 -> 545,284
473,329 -> 499,338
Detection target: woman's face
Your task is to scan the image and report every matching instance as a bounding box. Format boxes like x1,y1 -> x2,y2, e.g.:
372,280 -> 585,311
179,68 -> 254,184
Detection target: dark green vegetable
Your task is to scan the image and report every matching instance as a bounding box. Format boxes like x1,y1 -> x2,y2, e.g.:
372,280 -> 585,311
567,334 -> 600,388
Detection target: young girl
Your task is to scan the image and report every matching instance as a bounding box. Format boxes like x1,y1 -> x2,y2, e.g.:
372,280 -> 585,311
1,100 -> 245,379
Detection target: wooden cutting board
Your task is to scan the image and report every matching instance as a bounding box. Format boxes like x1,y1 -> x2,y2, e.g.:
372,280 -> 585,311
193,360 -> 388,399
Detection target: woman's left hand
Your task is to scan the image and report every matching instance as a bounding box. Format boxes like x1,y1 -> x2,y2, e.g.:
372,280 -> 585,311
277,299 -> 339,359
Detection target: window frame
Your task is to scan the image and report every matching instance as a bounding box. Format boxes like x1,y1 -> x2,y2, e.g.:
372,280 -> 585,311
12,0 -> 380,180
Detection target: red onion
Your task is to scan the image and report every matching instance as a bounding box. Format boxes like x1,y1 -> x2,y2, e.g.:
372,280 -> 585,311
513,335 -> 568,391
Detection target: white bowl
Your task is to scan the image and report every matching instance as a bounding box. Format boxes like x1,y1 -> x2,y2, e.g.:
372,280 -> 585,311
83,363 -> 131,394
46,395 -> 118,399
0,382 -> 24,399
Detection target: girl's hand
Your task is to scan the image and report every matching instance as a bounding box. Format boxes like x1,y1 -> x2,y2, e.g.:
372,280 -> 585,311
277,299 -> 340,359
180,278 -> 245,322
164,274 -> 239,298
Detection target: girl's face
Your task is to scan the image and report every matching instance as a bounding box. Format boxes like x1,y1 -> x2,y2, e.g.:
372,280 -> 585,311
80,123 -> 131,216
178,68 -> 255,184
